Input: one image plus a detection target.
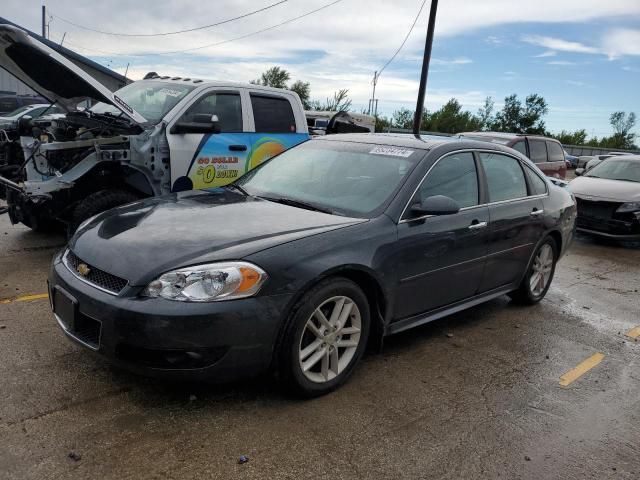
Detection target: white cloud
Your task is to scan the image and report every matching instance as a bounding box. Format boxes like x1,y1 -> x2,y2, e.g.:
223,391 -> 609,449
547,60 -> 578,66
601,28 -> 640,59
522,35 -> 600,54
533,50 -> 557,58
431,57 -> 473,65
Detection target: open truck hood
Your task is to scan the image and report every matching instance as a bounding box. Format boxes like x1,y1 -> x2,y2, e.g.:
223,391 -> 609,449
0,24 -> 147,125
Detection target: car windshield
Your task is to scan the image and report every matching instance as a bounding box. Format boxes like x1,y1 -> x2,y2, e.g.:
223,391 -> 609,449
90,81 -> 196,124
235,140 -> 422,217
585,159 -> 640,183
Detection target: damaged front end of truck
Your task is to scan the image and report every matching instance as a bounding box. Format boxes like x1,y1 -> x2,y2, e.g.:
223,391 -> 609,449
0,24 -> 169,232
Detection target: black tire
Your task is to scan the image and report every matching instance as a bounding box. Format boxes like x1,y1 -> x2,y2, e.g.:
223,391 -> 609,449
278,277 -> 370,398
509,236 -> 558,305
67,189 -> 139,238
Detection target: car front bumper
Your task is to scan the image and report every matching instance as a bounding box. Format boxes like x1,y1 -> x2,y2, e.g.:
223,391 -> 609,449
48,251 -> 293,382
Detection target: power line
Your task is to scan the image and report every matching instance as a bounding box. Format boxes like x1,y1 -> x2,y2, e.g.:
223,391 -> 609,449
48,0 -> 288,37
377,0 -> 428,77
153,0 -> 344,55
54,0 -> 345,57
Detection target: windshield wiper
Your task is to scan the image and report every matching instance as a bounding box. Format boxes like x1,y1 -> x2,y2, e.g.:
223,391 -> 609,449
259,196 -> 335,215
225,184 -> 249,195
610,178 -> 640,183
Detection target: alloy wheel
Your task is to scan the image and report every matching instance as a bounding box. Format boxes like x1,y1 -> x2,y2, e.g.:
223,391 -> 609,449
298,296 -> 362,383
529,243 -> 554,296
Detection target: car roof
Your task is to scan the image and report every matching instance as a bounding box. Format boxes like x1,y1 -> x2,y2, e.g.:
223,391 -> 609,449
602,155 -> 640,161
311,132 -> 521,153
312,133 -> 464,150
459,131 -> 559,142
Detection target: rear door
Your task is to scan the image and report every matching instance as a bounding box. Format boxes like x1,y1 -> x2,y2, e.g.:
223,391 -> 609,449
393,151 -> 489,319
477,151 -> 546,293
245,92 -> 309,172
167,88 -> 250,192
545,140 -> 567,179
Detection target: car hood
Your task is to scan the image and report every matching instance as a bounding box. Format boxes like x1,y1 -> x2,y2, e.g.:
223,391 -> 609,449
0,24 -> 147,124
570,176 -> 640,202
69,190 -> 366,285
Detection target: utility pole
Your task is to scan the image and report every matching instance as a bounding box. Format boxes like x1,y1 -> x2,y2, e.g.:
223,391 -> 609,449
368,71 -> 378,116
413,0 -> 439,136
41,5 -> 46,38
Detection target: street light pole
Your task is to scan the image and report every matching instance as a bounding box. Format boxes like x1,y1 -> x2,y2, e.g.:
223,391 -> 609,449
412,0 -> 439,136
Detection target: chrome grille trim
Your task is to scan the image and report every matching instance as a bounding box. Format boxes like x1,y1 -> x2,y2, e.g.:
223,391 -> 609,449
63,250 -> 128,295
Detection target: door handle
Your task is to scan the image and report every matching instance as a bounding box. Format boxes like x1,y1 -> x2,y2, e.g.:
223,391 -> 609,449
468,221 -> 488,230
530,208 -> 544,216
229,144 -> 248,152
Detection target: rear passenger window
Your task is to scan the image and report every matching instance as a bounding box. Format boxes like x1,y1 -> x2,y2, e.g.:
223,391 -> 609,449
251,94 -> 296,133
524,166 -> 548,195
480,153 -> 528,202
511,140 -> 527,156
418,152 -> 478,208
528,139 -> 548,163
546,141 -> 564,162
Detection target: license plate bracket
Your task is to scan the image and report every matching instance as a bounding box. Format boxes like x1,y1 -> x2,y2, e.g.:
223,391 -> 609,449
53,286 -> 77,332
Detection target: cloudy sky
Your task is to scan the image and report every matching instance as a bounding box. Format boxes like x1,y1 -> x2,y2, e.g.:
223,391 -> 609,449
3,0 -> 640,137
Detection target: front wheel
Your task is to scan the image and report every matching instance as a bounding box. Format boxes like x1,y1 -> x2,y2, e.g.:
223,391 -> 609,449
279,277 -> 370,397
509,237 -> 558,305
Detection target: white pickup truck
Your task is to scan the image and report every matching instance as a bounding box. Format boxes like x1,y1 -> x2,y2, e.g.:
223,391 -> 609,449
0,24 -> 310,233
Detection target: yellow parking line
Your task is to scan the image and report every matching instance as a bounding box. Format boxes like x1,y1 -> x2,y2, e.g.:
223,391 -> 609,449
0,293 -> 49,305
559,353 -> 605,387
625,327 -> 640,339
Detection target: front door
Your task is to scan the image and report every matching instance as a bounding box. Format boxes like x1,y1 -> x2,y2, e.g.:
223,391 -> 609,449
393,152 -> 489,320
167,89 -> 250,192
476,151 -> 546,292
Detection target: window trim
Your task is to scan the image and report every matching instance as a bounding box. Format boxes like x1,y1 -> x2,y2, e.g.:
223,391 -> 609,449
398,148 -> 548,224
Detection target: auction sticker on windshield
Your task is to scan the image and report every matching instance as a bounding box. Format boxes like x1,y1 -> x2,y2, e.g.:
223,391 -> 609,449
369,146 -> 414,157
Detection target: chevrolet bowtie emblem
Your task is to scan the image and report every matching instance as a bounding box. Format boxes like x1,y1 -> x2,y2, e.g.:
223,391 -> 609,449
77,263 -> 91,277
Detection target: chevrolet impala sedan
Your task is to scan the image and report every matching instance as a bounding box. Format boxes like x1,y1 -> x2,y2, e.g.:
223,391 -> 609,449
49,134 -> 576,396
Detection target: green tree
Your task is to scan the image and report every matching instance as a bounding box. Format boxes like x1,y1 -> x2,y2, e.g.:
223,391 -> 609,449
476,96 -> 495,131
421,99 -> 482,134
308,89 -> 352,112
375,115 -> 391,133
289,80 -> 311,109
391,108 -> 414,129
251,66 -> 290,88
551,129 -> 588,145
493,94 -> 548,134
609,111 -> 637,149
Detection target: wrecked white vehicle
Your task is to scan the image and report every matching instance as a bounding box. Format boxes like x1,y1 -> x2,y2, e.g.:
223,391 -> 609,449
0,24 -> 310,233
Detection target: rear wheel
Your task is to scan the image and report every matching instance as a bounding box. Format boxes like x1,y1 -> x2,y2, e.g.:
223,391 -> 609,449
509,237 -> 558,304
279,277 -> 370,397
67,189 -> 139,238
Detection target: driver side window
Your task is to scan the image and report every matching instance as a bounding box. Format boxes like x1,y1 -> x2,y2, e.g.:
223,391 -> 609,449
181,92 -> 243,132
416,152 -> 479,209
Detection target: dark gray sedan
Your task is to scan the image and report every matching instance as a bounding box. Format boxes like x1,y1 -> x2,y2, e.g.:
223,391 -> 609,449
571,155 -> 640,240
49,134 -> 576,396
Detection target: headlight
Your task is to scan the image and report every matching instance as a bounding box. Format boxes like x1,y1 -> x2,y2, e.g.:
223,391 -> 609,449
616,202 -> 640,213
141,262 -> 267,302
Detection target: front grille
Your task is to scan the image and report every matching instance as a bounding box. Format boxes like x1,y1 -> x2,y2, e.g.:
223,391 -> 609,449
575,197 -> 639,235
64,250 -> 128,294
575,198 -> 621,221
